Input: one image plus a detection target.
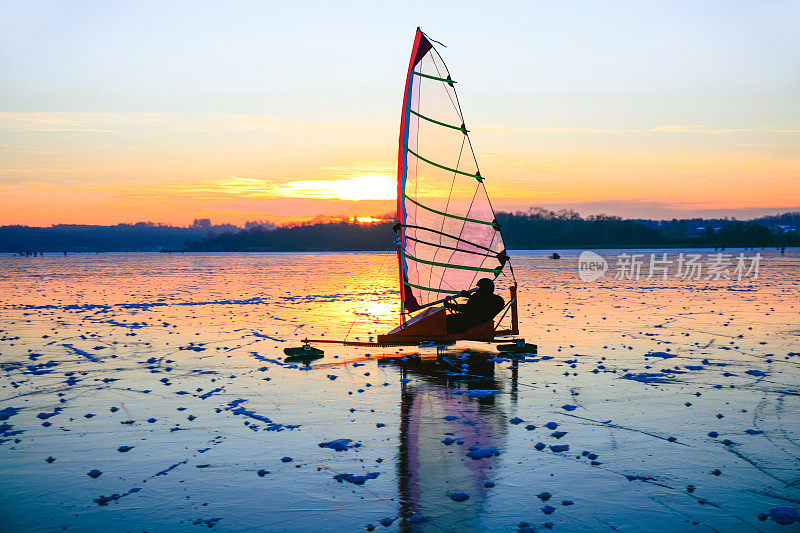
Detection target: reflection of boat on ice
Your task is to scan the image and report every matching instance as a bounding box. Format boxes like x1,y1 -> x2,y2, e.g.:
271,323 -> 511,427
290,28 -> 534,356
382,352 -> 516,531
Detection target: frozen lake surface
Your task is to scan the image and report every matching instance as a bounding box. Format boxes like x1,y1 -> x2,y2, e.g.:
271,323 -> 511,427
1,250 -> 798,532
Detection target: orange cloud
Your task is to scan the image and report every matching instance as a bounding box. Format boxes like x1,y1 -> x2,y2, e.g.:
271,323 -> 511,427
1,111 -> 798,226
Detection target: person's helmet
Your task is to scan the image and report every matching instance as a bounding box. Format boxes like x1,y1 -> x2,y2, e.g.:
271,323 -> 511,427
476,278 -> 495,291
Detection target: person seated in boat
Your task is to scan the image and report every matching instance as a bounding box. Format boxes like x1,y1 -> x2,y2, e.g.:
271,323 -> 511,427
445,278 -> 505,333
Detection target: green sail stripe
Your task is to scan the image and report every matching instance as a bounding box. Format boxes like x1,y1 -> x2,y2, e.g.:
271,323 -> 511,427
404,145 -> 481,180
404,282 -> 462,295
403,252 -> 501,274
411,71 -> 455,84
402,193 -> 498,228
407,107 -> 466,132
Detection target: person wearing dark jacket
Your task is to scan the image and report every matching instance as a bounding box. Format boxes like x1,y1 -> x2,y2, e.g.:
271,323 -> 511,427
445,278 -> 505,333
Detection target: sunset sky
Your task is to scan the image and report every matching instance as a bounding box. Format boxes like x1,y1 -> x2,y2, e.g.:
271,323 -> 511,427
1,0 -> 799,226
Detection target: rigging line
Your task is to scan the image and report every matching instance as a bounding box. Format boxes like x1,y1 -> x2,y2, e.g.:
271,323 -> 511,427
435,136 -> 469,292
429,47 -> 463,123
343,249 -> 393,342
494,297 -> 515,329
463,142 -> 509,284
477,178 -> 509,257
439,53 -> 480,175
420,29 -> 448,48
430,135 -> 466,293
398,224 -> 502,254
428,48 -> 480,192
427,42 -> 481,188
448,81 -> 509,267
454,184 -> 483,247
464,132 -> 482,179
450,83 -> 481,174
507,257 -> 518,285
452,184 -> 490,291
430,47 -> 461,121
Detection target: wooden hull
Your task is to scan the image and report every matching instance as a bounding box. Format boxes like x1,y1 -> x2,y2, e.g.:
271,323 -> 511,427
377,306 -> 496,344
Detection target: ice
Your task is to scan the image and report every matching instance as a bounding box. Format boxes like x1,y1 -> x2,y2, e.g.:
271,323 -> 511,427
465,445 -> 500,459
464,389 -> 495,398
0,250 -> 798,532
333,472 -> 379,485
318,438 -> 360,451
622,372 -> 676,384
767,507 -> 800,525
645,351 -> 677,359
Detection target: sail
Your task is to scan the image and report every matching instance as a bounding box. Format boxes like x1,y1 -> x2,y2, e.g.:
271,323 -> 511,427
397,29 -> 508,313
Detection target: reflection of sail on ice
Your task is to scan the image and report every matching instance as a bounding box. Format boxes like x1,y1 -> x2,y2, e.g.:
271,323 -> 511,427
397,28 -> 510,314
397,363 -> 507,531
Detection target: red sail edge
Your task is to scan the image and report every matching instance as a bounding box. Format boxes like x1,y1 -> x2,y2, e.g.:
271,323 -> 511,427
397,29 -> 431,314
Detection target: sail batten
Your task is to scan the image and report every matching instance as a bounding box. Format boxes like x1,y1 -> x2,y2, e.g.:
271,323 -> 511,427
411,70 -> 455,85
397,28 -> 508,313
402,252 -> 503,274
404,146 -> 482,180
402,194 -> 498,227
404,282 -> 462,295
403,236 -> 500,259
406,107 -> 466,132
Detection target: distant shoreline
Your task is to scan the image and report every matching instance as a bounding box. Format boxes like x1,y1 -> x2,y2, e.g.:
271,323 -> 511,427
2,210 -> 797,253
1,246 -> 795,257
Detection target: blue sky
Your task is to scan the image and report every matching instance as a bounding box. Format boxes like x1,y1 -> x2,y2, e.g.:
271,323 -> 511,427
1,0 -> 799,224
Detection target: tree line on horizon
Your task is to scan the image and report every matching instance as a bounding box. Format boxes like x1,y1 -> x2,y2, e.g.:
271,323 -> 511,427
181,209 -> 799,252
1,210 -> 797,253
